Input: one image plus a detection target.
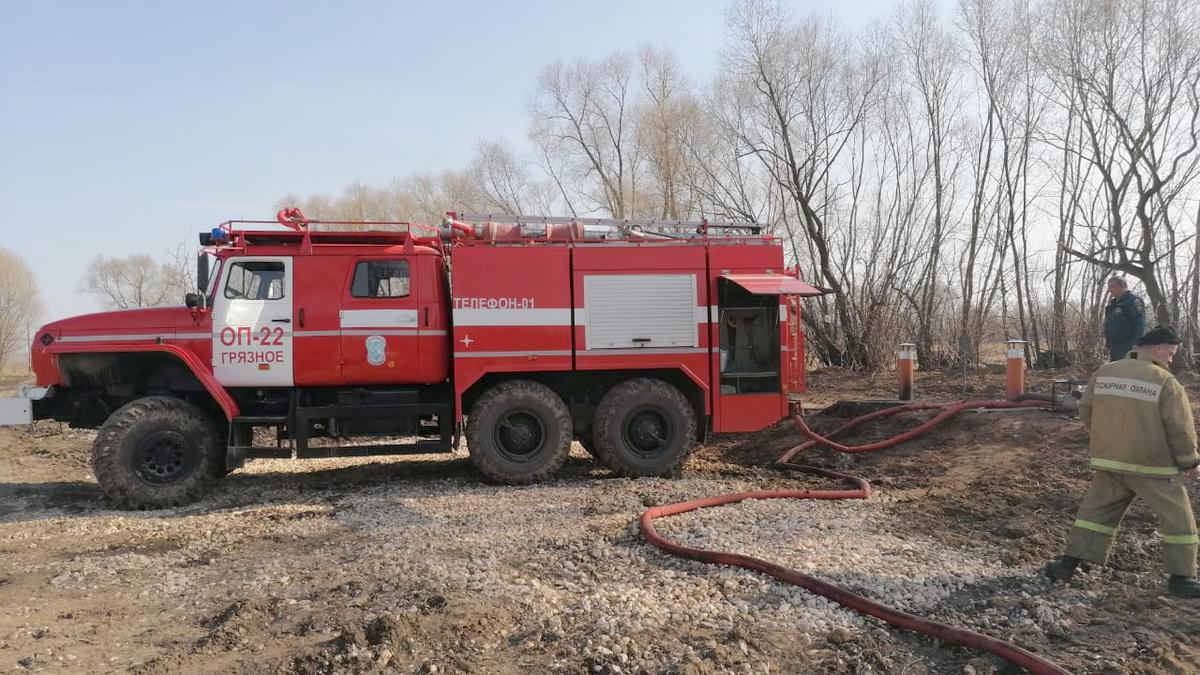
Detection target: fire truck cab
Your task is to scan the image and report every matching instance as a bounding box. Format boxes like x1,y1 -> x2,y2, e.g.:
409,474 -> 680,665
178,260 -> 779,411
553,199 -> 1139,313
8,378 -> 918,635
2,211 -> 827,508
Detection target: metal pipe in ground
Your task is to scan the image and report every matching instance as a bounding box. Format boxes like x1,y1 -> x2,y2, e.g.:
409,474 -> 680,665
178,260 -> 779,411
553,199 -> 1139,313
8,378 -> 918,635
897,343 -> 916,401
1005,339 -> 1027,400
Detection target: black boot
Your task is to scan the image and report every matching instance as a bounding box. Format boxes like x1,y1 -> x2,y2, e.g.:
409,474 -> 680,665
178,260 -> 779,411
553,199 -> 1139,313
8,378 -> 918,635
1043,556 -> 1081,582
1168,575 -> 1200,598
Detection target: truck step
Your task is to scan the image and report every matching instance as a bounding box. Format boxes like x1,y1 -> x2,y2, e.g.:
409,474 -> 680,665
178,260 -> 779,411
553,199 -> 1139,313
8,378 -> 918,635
233,415 -> 288,426
237,447 -> 293,459
295,440 -> 451,459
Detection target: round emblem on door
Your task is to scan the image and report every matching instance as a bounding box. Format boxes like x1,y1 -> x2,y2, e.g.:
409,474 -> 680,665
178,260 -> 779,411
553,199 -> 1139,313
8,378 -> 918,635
365,335 -> 387,366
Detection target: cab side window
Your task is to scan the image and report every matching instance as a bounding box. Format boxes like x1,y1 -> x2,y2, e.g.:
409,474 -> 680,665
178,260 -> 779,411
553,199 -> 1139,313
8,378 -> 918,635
225,261 -> 285,300
351,260 -> 410,298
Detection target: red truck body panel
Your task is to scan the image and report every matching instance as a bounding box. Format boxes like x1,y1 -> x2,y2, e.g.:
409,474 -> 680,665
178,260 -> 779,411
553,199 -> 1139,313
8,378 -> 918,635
31,306 -> 210,386
571,244 -> 710,415
450,245 -> 574,404
448,234 -> 809,433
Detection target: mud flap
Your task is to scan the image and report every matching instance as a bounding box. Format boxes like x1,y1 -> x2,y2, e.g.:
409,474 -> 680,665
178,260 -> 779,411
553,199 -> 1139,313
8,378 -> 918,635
0,386 -> 51,426
0,397 -> 31,426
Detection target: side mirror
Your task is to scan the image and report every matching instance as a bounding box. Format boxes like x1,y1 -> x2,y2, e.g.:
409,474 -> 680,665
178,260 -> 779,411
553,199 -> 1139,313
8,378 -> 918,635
185,292 -> 205,310
196,253 -> 210,294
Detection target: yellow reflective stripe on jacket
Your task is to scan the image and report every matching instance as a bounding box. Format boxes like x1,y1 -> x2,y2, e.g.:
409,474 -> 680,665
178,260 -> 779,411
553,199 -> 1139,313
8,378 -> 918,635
1074,519 -> 1117,536
1163,533 -> 1200,545
1090,458 -> 1179,476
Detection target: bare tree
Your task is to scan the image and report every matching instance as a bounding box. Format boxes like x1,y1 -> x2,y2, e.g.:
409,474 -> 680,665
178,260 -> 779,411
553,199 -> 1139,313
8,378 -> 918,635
278,170 -> 491,228
720,0 -> 887,366
0,247 -> 42,370
530,53 -> 643,218
467,139 -> 557,215
846,44 -> 940,366
1043,0 -> 1200,330
680,81 -> 780,225
897,0 -> 965,366
1190,199 -> 1200,356
637,47 -> 700,219
79,254 -> 189,309
960,0 -> 1051,363
391,171 -> 485,225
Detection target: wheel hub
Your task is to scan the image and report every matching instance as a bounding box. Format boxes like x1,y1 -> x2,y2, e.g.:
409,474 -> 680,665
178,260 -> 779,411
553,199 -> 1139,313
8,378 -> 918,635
494,411 -> 546,460
625,408 -> 670,456
134,431 -> 194,485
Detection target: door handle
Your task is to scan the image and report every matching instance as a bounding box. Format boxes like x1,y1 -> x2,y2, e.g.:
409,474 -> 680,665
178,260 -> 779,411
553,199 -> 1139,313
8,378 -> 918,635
298,308 -> 305,328
272,318 -> 291,323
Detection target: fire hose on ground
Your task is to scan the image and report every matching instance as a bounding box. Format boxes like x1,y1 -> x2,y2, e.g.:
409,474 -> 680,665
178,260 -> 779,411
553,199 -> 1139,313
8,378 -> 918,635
639,399 -> 1071,675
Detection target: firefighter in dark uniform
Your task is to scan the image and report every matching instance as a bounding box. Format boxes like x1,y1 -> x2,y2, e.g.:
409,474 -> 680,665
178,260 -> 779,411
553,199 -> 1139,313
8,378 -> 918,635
1045,326 -> 1200,597
1103,277 -> 1146,361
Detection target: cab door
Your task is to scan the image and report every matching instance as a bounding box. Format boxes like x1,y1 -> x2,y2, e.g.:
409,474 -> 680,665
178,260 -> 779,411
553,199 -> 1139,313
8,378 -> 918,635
339,256 -> 421,383
291,255 -> 347,386
211,256 -> 294,387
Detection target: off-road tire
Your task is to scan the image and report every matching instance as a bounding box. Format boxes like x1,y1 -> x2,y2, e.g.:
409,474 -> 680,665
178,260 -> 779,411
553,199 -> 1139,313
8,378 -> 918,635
92,396 -> 225,509
466,381 -> 572,484
593,378 -> 696,477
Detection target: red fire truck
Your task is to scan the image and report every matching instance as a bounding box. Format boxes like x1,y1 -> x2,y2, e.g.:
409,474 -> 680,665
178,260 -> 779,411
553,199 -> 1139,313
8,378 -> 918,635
0,211 -> 827,508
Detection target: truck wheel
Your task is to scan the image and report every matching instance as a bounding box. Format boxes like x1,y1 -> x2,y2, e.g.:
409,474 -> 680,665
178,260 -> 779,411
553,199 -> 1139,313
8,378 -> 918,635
593,378 -> 696,477
466,381 -> 572,484
92,397 -> 225,509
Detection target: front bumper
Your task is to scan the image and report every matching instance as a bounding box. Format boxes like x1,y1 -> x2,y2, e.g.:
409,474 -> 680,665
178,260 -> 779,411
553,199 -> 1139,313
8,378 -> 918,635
0,386 -> 52,426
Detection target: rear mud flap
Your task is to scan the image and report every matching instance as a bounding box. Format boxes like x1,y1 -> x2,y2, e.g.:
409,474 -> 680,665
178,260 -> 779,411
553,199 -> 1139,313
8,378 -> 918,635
0,396 -> 32,426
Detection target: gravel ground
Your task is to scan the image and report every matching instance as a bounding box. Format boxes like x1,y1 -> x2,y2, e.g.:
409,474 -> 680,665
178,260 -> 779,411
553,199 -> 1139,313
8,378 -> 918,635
2,443 -> 973,674
2,368 -> 1200,674
0,436 -> 1112,675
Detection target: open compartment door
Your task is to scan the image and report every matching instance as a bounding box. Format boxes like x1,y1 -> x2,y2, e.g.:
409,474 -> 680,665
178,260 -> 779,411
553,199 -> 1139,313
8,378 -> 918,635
711,276 -> 782,433
712,273 -> 830,432
784,295 -> 805,396
719,273 -> 830,297
720,272 -> 827,398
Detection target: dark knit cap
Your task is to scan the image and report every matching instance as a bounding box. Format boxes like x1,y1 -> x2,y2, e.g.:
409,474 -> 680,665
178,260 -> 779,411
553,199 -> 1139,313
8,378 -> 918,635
1136,325 -> 1182,345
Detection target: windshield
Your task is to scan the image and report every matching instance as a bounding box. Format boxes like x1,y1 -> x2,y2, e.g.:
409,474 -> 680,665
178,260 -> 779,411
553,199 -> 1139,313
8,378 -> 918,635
205,256 -> 222,300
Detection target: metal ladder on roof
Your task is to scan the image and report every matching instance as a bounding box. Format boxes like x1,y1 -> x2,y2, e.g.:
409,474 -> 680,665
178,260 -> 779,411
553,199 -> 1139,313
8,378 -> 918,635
450,212 -> 766,239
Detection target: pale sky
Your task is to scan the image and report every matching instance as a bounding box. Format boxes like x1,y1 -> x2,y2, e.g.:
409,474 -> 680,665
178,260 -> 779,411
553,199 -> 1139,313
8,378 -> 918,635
1,0 -> 904,325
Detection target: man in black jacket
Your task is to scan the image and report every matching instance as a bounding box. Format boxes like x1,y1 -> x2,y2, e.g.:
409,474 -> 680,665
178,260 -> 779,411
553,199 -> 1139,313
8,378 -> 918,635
1104,277 -> 1146,361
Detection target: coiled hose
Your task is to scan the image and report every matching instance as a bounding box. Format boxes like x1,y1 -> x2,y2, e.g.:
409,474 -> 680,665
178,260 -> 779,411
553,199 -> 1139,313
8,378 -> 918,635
640,399 -> 1070,675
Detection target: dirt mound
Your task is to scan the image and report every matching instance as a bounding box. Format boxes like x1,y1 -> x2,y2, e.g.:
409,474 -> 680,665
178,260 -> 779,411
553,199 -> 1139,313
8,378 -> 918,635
283,595 -> 519,675
196,599 -> 277,651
